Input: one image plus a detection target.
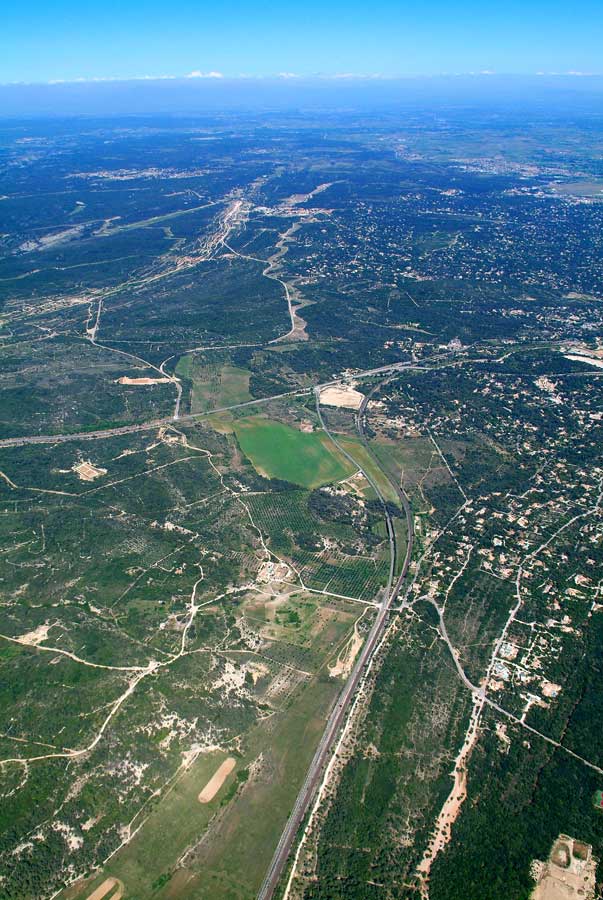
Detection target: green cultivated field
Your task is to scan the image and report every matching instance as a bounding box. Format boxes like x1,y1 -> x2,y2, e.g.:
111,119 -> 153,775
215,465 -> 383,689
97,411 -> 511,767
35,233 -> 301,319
233,417 -> 355,488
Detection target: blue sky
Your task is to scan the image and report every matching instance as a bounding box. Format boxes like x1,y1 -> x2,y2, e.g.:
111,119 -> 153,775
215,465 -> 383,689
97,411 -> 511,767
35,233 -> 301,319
2,0 -> 602,84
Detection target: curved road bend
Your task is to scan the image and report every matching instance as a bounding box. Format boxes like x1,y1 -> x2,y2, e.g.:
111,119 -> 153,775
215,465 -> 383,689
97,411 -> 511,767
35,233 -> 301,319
257,381 -> 414,900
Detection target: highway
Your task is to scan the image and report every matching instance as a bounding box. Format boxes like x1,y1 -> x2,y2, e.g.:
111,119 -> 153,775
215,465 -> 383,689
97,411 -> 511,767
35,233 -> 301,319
257,379 -> 414,900
0,359 -> 424,451
0,389 -> 313,450
0,351 -> 471,453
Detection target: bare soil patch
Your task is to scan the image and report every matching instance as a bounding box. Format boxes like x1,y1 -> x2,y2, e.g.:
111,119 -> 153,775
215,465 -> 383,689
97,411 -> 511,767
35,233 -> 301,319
319,384 -> 365,410
564,353 -> 603,369
531,834 -> 597,899
17,622 -> 53,646
85,878 -> 124,900
417,697 -> 483,894
73,460 -> 107,481
198,757 -> 236,803
329,622 -> 363,679
117,376 -> 173,385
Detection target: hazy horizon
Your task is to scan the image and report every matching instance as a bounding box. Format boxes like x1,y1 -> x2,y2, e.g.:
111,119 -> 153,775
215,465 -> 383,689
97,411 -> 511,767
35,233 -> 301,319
2,73 -> 603,119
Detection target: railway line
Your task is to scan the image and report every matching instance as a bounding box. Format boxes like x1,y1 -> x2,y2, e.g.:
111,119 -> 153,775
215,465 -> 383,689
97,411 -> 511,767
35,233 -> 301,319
257,378 -> 414,900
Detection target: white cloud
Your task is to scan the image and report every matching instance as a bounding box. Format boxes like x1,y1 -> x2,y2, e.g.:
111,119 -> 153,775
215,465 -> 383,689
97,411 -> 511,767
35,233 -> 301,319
138,74 -> 177,80
13,70 -> 602,89
186,70 -> 223,79
47,74 -> 176,84
536,70 -> 601,77
328,72 -> 387,80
